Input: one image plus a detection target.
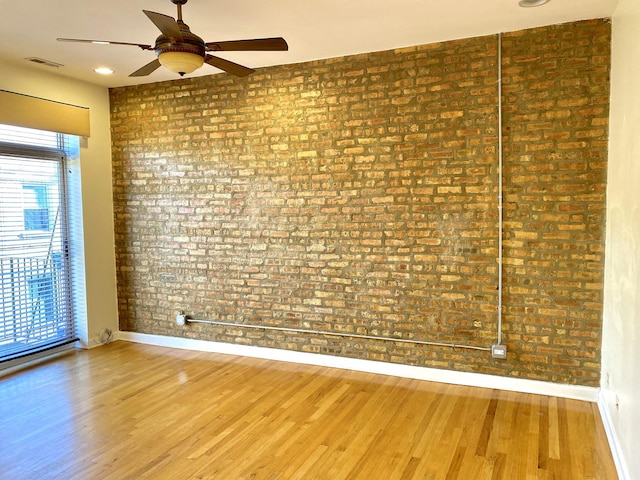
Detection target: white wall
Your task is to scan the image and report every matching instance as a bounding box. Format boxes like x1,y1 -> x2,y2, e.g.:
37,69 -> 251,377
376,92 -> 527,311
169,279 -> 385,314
0,61 -> 119,347
602,0 -> 640,478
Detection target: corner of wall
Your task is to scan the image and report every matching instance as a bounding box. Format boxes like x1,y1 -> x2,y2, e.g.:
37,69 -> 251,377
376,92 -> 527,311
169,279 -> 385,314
597,389 -> 630,480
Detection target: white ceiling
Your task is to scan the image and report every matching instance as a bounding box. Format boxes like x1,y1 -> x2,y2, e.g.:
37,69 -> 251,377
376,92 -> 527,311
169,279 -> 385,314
0,0 -> 619,89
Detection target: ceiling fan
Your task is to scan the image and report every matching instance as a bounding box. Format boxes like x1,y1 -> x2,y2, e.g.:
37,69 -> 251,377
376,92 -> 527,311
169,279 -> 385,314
57,0 -> 288,78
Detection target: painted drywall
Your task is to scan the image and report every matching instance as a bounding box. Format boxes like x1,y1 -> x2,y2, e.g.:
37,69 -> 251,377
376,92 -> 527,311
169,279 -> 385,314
602,0 -> 640,477
0,60 -> 119,347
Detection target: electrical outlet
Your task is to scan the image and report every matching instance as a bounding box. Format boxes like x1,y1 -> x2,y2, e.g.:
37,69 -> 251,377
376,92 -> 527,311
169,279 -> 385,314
491,344 -> 507,359
176,313 -> 188,326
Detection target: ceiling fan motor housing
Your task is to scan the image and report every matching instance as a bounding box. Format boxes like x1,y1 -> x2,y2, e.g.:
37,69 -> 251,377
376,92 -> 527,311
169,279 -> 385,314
155,22 -> 205,56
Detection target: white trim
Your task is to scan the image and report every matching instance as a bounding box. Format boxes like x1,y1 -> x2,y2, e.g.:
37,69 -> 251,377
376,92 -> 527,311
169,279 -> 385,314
117,331 -> 599,402
598,391 -> 630,480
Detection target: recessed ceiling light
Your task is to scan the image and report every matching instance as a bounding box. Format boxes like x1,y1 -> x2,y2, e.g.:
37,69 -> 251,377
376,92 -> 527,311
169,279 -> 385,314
519,0 -> 550,6
94,67 -> 114,75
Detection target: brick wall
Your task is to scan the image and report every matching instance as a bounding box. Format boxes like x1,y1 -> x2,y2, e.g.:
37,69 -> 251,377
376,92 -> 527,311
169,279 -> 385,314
110,19 -> 610,386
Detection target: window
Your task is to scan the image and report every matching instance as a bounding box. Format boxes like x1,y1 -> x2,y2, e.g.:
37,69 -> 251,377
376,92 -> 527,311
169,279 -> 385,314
0,124 -> 77,361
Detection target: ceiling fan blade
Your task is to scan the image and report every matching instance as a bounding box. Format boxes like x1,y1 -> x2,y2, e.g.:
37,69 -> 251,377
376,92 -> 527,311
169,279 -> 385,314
205,55 -> 255,77
129,59 -> 162,77
57,38 -> 153,50
143,10 -> 183,40
206,37 -> 288,52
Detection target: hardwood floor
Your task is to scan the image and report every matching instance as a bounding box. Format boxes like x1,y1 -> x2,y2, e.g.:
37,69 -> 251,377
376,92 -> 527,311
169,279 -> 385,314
0,341 -> 617,479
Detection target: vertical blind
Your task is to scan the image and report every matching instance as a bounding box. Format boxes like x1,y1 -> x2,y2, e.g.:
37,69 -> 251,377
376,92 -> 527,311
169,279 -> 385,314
0,124 -> 77,361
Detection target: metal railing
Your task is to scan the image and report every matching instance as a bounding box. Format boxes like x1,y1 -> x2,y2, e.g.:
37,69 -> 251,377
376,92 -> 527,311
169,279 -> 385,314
0,255 -> 67,348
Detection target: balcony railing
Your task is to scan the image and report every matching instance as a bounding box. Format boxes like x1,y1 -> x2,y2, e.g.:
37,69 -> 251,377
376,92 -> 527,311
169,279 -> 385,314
0,254 -> 71,356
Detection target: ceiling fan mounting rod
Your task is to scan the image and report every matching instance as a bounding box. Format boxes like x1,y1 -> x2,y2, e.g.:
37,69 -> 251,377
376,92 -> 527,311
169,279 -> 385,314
172,0 -> 187,21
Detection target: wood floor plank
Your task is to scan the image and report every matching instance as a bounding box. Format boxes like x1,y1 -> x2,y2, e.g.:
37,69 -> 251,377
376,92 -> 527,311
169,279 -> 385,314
0,341 -> 619,480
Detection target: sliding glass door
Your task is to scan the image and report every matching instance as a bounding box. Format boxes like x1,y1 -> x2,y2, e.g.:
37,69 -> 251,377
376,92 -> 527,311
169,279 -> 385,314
0,126 -> 75,361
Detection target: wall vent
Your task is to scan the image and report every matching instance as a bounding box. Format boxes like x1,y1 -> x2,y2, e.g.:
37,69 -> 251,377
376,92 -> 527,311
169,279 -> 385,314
25,57 -> 64,68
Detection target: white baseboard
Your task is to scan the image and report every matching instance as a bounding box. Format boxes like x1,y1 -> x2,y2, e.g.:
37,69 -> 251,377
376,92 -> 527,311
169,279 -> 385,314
116,331 -> 599,402
598,392 -> 630,480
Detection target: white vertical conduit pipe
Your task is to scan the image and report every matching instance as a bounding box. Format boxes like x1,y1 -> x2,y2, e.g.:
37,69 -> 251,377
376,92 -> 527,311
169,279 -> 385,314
497,32 -> 504,346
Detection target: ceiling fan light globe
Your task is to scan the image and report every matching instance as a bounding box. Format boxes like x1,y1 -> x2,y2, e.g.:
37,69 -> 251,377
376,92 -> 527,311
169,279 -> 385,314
158,51 -> 204,75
